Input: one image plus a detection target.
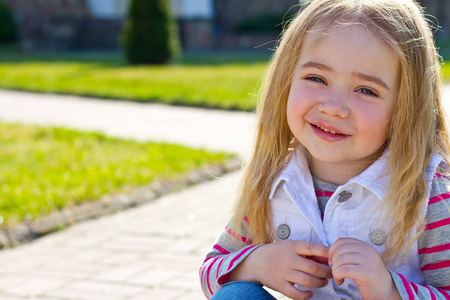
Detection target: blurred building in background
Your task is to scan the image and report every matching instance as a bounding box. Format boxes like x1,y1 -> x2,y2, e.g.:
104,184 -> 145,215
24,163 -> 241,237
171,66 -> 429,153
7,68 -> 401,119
172,0 -> 299,49
2,0 -> 449,52
2,0 -> 299,52
3,0 -> 127,52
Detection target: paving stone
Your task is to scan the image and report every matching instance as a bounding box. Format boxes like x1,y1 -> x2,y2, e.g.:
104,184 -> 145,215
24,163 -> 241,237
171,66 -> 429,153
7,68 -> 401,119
0,276 -> 26,290
85,251 -> 142,267
126,265 -> 182,288
44,281 -> 146,300
176,290 -> 211,300
0,294 -> 34,300
0,171 -> 241,299
124,288 -> 183,300
0,276 -> 67,298
93,263 -> 151,282
161,268 -> 203,291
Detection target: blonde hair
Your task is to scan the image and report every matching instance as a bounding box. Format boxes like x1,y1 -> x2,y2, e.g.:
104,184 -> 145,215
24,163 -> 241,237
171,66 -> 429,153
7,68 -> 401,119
231,0 -> 450,263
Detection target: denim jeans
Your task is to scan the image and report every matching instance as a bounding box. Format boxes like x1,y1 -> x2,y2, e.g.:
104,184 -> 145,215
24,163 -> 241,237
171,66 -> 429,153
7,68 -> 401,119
210,282 -> 277,300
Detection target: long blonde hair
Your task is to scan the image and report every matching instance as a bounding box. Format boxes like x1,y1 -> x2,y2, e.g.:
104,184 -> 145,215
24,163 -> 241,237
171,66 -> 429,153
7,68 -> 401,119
231,0 -> 450,263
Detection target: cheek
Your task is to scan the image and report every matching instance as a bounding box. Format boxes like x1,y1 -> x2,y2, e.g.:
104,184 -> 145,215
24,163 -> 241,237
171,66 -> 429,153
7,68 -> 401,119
286,85 -> 316,118
286,97 -> 306,130
356,110 -> 391,145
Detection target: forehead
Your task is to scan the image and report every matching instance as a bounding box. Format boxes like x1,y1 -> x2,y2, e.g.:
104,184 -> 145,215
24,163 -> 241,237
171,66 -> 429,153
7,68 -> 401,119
296,23 -> 401,89
302,22 -> 391,55
301,23 -> 398,64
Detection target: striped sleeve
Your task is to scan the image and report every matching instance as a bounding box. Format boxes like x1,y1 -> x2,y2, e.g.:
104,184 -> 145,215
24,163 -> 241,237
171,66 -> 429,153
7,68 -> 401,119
390,169 -> 450,300
199,217 -> 263,299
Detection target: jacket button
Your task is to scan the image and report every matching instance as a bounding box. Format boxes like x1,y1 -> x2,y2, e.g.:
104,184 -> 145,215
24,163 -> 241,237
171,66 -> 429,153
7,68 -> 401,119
370,229 -> 386,245
338,191 -> 352,203
277,224 -> 290,239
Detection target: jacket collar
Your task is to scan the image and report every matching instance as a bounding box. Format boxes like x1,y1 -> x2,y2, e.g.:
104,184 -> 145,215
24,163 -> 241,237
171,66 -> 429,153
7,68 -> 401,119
269,147 -> 443,201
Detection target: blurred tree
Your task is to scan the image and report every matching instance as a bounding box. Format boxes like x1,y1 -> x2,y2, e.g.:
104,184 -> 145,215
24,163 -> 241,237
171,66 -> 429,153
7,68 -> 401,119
0,1 -> 17,43
123,0 -> 180,64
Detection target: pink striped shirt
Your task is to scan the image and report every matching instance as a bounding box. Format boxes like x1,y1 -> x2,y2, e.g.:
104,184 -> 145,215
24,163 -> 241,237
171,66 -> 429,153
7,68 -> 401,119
199,171 -> 450,299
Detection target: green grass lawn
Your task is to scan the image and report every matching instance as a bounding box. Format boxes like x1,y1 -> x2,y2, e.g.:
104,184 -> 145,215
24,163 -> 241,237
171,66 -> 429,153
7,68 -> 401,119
0,62 -> 265,110
0,46 -> 269,111
0,122 -> 229,227
1,44 -> 450,111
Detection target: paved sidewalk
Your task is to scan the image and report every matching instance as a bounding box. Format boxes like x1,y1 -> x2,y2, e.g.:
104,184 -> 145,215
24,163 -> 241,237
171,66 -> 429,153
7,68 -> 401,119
0,90 -> 288,299
0,170 -> 241,300
0,90 -> 255,158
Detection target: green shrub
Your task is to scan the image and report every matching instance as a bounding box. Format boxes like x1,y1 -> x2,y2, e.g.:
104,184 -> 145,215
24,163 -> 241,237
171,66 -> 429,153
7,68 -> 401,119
0,1 -> 16,42
123,0 -> 180,64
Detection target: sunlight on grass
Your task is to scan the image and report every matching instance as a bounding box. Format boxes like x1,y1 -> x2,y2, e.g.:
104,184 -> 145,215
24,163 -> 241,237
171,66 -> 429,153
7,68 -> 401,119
0,62 -> 265,110
0,122 -> 229,226
0,50 -> 269,111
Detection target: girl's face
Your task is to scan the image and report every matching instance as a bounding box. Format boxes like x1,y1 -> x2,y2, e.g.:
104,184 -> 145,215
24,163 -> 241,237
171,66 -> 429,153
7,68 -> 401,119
287,25 -> 400,181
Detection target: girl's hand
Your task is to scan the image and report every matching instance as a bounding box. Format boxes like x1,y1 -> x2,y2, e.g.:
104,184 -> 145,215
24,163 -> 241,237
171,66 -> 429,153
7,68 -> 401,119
328,238 -> 401,300
230,240 -> 332,300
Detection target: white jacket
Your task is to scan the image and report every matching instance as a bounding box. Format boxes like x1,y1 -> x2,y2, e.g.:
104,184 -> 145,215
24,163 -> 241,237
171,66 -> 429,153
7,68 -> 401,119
269,149 -> 442,299
200,149 -> 450,299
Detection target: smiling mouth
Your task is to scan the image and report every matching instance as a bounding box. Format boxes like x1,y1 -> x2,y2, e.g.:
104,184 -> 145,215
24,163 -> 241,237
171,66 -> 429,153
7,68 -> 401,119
313,124 -> 344,135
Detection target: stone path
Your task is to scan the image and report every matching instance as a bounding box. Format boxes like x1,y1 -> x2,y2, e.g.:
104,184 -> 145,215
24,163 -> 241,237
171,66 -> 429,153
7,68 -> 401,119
0,169 -> 241,300
0,90 -> 289,299
0,90 -> 255,158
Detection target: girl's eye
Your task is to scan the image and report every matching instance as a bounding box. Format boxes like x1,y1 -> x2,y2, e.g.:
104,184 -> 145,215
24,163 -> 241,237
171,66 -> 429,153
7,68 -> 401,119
358,87 -> 379,97
305,76 -> 326,84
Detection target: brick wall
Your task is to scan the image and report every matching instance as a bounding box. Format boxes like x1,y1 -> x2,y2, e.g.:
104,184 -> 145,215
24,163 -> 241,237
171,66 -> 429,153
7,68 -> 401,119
3,0 -> 89,51
3,0 -> 124,51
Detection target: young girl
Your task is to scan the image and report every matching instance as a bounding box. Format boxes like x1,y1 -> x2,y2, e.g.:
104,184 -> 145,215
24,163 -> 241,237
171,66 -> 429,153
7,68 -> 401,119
200,0 -> 450,299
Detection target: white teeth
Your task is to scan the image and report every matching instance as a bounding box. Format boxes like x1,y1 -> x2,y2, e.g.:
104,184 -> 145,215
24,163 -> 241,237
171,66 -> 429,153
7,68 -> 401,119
316,125 -> 338,134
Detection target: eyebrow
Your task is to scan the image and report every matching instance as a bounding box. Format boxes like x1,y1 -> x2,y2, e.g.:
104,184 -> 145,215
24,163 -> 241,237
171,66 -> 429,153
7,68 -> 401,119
301,61 -> 333,72
300,61 -> 390,90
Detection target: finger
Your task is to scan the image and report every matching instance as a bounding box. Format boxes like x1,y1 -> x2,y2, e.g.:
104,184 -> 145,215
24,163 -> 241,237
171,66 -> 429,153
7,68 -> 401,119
328,238 -> 364,265
335,277 -> 345,286
328,238 -> 359,258
294,256 -> 333,279
333,263 -> 361,286
331,252 -> 362,272
294,241 -> 329,259
281,282 -> 314,300
287,270 -> 329,288
306,255 -> 328,265
329,245 -> 361,266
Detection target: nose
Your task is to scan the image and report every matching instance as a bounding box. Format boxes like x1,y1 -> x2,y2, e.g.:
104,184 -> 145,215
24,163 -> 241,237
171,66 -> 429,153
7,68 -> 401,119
318,96 -> 350,118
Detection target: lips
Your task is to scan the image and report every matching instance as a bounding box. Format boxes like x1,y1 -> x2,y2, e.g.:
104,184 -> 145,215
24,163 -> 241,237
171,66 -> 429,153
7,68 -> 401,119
310,121 -> 346,135
309,122 -> 349,141
313,124 -> 342,135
